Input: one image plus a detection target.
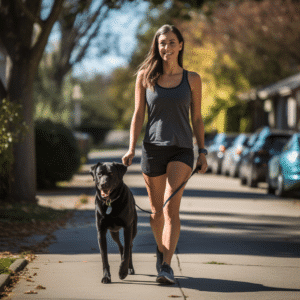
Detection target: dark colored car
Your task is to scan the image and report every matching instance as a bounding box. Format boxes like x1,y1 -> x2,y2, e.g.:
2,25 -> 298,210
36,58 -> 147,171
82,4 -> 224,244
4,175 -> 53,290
268,133 -> 300,197
221,133 -> 250,176
239,128 -> 292,187
206,133 -> 238,174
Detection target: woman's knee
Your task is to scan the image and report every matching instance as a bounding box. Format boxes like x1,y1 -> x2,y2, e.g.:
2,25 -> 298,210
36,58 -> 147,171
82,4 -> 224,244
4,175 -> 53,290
150,211 -> 164,223
163,208 -> 180,223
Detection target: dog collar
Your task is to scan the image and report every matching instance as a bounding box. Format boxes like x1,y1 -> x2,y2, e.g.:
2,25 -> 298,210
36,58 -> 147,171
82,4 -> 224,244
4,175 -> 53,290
96,190 -> 121,207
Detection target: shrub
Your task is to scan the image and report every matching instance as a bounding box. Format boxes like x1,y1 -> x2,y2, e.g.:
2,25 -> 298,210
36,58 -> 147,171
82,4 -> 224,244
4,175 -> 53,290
35,119 -> 81,188
0,99 -> 28,201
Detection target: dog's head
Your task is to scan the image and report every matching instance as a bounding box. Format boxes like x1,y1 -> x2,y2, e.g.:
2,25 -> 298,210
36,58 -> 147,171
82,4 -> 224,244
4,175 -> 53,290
90,162 -> 127,198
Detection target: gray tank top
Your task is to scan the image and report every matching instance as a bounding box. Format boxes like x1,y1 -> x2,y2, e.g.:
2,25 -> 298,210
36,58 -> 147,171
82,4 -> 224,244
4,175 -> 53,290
144,69 -> 193,149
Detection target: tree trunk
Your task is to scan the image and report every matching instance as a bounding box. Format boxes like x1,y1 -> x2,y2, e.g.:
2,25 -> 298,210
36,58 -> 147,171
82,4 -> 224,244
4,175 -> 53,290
8,58 -> 37,203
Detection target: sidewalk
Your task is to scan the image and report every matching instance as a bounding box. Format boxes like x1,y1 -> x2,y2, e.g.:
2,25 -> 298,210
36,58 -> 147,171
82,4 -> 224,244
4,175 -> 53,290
6,149 -> 300,300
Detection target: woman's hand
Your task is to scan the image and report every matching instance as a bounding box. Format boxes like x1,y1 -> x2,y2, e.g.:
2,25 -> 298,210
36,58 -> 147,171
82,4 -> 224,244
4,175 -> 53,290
122,150 -> 135,167
196,154 -> 208,174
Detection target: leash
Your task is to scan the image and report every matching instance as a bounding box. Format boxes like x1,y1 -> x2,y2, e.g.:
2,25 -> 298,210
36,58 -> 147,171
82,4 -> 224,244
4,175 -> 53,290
135,165 -> 201,215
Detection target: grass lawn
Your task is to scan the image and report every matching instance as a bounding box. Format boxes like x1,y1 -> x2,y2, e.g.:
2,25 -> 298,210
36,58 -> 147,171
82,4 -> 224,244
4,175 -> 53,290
0,257 -> 17,275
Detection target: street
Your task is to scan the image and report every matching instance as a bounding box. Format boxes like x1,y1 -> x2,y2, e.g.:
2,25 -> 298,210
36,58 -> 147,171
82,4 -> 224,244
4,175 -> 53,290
7,148 -> 300,300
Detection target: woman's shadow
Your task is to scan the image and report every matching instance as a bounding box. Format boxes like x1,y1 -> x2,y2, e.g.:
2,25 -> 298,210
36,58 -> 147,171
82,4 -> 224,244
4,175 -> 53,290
175,275 -> 300,293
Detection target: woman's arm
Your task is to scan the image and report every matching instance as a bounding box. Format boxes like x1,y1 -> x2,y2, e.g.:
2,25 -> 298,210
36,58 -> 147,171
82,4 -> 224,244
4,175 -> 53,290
189,71 -> 208,173
122,70 -> 146,166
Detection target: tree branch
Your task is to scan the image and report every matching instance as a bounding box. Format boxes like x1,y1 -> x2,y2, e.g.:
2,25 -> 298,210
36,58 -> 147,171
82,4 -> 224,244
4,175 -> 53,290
73,7 -> 110,64
31,0 -> 64,64
14,0 -> 44,26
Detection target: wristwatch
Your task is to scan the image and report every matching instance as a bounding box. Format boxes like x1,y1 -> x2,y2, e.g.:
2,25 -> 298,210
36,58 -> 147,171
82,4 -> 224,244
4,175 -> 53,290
198,148 -> 208,155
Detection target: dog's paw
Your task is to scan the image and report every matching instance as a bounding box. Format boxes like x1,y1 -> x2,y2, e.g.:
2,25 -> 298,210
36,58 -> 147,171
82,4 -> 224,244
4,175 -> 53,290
102,269 -> 111,284
128,267 -> 135,275
101,276 -> 111,284
119,262 -> 129,280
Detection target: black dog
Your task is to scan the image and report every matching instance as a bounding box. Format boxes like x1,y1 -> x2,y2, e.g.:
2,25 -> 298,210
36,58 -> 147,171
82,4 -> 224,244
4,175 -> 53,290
90,162 -> 137,283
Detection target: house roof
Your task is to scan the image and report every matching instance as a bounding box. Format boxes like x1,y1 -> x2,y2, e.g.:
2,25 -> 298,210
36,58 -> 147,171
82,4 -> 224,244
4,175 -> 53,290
239,72 -> 300,101
258,72 -> 300,99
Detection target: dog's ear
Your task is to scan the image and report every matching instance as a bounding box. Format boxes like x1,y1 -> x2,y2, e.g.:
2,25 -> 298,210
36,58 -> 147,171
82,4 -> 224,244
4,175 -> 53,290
90,162 -> 102,181
113,162 -> 127,179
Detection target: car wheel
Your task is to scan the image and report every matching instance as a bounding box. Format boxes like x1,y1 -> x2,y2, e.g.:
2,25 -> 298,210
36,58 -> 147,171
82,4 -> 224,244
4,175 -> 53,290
241,177 -> 247,185
267,184 -> 276,194
247,167 -> 258,188
275,174 -> 287,197
266,174 -> 275,194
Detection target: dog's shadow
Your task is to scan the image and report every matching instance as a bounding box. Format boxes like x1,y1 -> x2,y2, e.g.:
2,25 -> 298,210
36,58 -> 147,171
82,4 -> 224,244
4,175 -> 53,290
118,274 -> 300,293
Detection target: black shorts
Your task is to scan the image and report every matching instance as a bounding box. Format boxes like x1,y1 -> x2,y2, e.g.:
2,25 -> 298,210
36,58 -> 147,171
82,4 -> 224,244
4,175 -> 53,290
141,142 -> 194,177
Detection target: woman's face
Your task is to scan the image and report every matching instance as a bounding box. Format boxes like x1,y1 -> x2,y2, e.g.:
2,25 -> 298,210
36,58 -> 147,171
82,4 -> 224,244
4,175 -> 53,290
157,31 -> 183,62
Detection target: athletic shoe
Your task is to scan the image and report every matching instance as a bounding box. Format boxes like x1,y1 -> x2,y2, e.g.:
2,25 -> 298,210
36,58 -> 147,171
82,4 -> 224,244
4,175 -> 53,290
156,262 -> 175,284
156,246 -> 164,273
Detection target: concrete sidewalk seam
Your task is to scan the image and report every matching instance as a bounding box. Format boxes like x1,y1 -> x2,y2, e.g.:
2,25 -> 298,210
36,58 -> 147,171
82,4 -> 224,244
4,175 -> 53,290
175,250 -> 187,300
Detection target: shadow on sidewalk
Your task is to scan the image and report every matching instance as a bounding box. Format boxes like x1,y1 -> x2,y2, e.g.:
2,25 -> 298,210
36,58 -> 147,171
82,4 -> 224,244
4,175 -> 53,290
176,276 -> 300,293
36,150 -> 300,258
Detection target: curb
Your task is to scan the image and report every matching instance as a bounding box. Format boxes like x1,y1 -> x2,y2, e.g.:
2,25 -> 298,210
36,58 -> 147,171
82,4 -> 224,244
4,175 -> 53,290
0,259 -> 28,293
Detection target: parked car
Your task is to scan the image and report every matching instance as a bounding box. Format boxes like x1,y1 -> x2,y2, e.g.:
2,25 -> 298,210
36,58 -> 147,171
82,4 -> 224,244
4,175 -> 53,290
267,133 -> 300,197
239,129 -> 292,187
206,133 -> 238,174
221,133 -> 250,176
231,133 -> 259,178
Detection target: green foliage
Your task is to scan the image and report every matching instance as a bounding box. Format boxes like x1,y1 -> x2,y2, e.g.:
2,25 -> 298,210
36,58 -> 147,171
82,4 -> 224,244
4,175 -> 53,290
0,99 -> 28,199
0,99 -> 28,168
35,119 -> 81,189
0,258 -> 16,274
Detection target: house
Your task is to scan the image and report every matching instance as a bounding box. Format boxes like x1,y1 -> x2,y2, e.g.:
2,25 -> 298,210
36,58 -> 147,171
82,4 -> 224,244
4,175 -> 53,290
239,72 -> 300,131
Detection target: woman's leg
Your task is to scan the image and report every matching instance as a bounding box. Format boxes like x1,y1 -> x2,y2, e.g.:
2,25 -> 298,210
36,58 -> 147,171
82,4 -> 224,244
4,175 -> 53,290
162,161 -> 192,266
142,172 -> 167,253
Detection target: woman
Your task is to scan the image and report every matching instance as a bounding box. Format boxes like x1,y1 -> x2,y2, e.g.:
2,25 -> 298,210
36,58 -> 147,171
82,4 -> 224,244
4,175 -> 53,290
122,24 -> 208,284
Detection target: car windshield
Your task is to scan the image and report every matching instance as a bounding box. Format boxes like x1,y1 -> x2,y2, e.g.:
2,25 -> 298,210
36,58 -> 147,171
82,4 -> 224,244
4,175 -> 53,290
264,136 -> 291,154
247,134 -> 258,147
224,136 -> 236,147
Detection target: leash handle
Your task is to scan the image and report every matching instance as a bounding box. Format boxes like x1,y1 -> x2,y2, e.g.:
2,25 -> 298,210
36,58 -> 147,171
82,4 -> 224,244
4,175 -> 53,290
135,165 -> 201,215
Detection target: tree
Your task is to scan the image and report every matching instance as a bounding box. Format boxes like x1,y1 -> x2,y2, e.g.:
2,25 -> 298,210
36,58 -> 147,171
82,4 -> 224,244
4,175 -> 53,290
0,0 -> 135,202
0,0 -> 218,202
52,0 -> 135,93
0,0 -> 64,202
175,13 -> 251,133
202,0 -> 300,87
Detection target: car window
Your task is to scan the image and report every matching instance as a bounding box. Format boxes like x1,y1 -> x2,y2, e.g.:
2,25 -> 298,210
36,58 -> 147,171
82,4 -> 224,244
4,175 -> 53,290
282,139 -> 293,152
264,136 -> 290,154
224,136 -> 236,147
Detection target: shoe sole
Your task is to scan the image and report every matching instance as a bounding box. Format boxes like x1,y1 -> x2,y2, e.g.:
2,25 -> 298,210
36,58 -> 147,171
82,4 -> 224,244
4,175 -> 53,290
156,274 -> 175,285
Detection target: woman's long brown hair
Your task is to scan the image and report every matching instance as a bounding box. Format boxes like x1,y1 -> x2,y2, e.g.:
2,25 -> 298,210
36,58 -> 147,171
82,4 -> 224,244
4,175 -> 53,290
137,24 -> 185,89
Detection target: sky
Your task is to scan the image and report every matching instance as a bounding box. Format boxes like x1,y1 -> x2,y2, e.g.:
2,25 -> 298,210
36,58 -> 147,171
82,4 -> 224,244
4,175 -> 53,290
48,1 -> 149,79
